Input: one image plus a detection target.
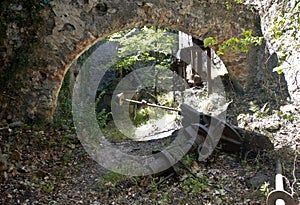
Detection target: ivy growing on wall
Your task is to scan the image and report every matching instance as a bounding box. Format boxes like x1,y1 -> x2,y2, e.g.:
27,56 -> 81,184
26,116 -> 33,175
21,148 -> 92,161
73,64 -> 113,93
223,0 -> 299,74
266,0 -> 300,73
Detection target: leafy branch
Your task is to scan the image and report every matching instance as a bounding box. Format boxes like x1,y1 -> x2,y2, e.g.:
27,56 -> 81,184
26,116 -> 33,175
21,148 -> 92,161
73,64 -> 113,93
203,30 -> 263,55
108,26 -> 177,58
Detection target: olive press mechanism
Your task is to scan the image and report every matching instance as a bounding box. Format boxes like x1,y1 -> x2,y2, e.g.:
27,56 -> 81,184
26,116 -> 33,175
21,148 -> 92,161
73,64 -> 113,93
266,160 -> 296,205
114,92 -> 290,202
115,92 -> 243,152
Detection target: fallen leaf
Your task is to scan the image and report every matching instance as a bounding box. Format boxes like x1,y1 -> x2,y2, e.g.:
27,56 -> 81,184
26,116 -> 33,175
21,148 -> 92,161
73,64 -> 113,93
10,150 -> 21,162
0,157 -> 7,171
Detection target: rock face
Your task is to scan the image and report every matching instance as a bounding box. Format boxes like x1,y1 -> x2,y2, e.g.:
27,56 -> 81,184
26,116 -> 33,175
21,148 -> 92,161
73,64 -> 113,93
247,0 -> 300,103
0,0 -> 285,122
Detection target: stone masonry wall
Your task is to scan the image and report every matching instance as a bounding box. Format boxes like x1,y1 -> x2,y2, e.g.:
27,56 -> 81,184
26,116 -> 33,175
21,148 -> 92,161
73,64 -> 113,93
245,0 -> 300,103
0,0 -> 273,123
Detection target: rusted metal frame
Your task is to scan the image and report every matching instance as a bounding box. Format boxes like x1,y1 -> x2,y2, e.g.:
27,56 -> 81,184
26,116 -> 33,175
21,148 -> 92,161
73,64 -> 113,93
180,104 -> 242,148
200,114 -> 242,146
196,49 -> 203,78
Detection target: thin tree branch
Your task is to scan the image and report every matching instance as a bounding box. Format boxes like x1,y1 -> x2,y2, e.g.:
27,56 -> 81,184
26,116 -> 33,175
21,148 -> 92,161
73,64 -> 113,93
291,153 -> 298,196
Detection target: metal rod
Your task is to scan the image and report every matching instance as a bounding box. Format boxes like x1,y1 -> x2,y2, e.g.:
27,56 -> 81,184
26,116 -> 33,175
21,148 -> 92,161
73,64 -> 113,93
275,160 -> 285,205
123,98 -> 180,112
276,160 -> 284,191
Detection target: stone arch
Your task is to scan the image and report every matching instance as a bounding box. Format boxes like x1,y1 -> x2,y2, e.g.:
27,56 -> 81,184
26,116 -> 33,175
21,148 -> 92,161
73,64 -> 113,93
1,0 -> 267,121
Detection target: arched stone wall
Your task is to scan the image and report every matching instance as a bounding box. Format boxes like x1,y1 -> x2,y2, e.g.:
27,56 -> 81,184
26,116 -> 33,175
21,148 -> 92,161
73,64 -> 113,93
0,0 -> 268,122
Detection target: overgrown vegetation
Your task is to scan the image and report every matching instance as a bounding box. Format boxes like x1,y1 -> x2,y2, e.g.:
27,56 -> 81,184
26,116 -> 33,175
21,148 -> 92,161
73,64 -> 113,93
95,26 -> 179,135
99,26 -> 178,78
249,101 -> 270,118
53,70 -> 73,127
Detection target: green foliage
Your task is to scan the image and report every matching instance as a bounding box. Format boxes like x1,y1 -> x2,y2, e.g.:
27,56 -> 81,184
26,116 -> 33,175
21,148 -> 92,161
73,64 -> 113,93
203,37 -> 217,48
102,26 -> 179,129
109,26 -> 177,57
225,1 -> 230,10
95,91 -> 112,129
97,171 -> 127,188
271,1 -> 300,41
225,0 -> 244,10
218,37 -> 240,55
260,181 -> 270,197
181,154 -> 195,167
249,101 -> 270,118
267,0 -> 300,70
132,107 -> 150,126
107,26 -> 177,71
101,122 -> 128,143
157,92 -> 177,108
181,177 -> 207,192
276,110 -> 295,122
130,92 -> 176,127
53,70 -> 73,127
203,30 -> 262,56
96,108 -> 111,129
216,30 -> 263,55
282,112 -> 294,121
272,66 -> 283,74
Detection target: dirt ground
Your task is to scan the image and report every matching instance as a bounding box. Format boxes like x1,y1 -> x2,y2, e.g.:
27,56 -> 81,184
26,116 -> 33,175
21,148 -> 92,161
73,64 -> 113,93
0,85 -> 299,205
